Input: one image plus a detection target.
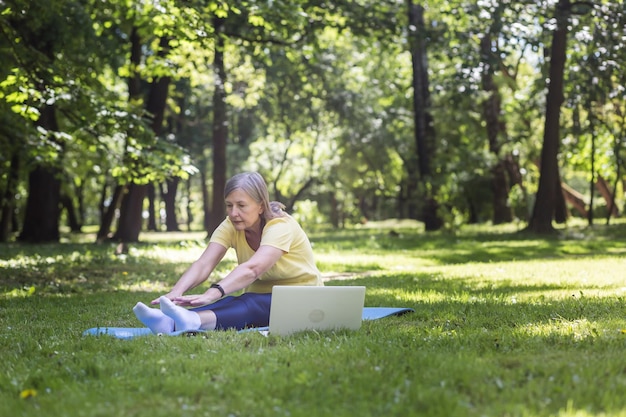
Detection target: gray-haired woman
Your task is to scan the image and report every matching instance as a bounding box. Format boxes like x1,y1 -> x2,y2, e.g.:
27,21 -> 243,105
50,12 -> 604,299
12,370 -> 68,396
133,171 -> 323,333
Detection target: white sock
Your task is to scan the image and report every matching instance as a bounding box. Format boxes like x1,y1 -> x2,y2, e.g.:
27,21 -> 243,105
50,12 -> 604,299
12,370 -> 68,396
133,302 -> 175,334
159,296 -> 202,331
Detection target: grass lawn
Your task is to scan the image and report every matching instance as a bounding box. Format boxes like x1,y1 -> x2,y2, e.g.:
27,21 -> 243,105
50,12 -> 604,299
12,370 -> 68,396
1,220 -> 626,417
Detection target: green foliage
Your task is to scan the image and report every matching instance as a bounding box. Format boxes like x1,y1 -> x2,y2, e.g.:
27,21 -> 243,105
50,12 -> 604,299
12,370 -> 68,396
562,1 -> 626,188
1,0 -> 626,241
1,223 -> 626,416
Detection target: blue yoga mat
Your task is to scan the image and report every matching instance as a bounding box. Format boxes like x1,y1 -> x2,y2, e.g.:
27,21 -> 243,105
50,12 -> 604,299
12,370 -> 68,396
83,307 -> 414,339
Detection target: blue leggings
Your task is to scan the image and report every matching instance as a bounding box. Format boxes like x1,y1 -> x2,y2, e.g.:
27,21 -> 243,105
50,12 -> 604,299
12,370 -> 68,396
191,293 -> 272,330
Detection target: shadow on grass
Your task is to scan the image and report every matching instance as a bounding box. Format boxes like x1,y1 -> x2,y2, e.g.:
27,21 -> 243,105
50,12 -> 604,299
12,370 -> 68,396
0,242 -> 209,295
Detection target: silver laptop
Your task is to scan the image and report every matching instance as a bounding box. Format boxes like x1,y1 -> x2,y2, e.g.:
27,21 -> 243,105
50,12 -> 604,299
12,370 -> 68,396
268,286 -> 366,336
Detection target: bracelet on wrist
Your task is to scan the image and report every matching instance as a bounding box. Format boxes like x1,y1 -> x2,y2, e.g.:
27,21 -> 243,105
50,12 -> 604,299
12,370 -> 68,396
210,283 -> 225,297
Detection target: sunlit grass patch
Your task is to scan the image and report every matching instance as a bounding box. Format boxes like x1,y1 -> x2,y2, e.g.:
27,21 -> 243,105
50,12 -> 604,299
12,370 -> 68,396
514,317 -> 605,342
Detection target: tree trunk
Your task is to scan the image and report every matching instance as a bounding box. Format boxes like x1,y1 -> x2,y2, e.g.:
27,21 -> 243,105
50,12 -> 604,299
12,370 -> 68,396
407,0 -> 442,231
208,18 -> 228,235
19,165 -> 61,243
527,0 -> 570,234
19,105 -> 62,243
200,168 -> 211,232
328,192 -> 340,228
115,36 -> 172,242
114,183 -> 148,243
99,26 -> 140,244
76,182 -> 85,229
491,161 -> 512,224
554,173 -> 568,223
147,183 -> 158,231
399,156 -> 420,220
162,177 -> 180,231
0,150 -> 20,242
185,178 -> 193,231
480,33 -> 513,224
60,193 -> 82,232
96,184 -> 126,242
284,177 -> 315,213
503,154 -> 528,221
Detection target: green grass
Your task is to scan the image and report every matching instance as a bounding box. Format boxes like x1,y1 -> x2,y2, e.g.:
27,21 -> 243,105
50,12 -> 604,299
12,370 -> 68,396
1,220 -> 626,416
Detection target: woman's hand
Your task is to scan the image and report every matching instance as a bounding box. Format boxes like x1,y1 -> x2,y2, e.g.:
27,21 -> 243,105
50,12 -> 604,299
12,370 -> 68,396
171,293 -> 217,307
150,292 -> 182,305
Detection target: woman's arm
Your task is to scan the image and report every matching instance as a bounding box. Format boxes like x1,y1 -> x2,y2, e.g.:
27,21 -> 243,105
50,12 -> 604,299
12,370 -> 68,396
172,245 -> 285,307
151,242 -> 228,304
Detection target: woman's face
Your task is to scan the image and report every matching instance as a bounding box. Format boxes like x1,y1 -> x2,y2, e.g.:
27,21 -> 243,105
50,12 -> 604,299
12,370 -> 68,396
225,189 -> 263,232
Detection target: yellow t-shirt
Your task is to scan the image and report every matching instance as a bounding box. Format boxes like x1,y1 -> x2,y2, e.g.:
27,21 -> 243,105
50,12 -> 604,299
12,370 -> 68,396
209,215 -> 323,293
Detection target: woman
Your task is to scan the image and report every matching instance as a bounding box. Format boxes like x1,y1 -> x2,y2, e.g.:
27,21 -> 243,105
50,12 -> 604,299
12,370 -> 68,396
133,171 -> 323,333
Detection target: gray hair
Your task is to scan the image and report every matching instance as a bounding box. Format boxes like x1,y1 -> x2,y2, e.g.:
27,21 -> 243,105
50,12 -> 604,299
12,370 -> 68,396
224,172 -> 286,220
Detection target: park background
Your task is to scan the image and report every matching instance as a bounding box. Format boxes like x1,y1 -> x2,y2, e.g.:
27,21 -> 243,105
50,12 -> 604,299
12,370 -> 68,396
1,2 -> 626,416
0,0 -> 624,243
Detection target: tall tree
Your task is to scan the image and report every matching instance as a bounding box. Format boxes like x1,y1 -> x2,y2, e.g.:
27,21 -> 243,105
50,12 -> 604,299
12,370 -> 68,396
19,107 -> 63,242
407,1 -> 442,231
96,23 -> 143,242
5,2 -> 68,242
563,1 -> 626,225
93,1 -> 198,242
114,33 -> 172,243
527,0 -> 589,233
480,13 -> 514,225
207,17 -> 228,235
